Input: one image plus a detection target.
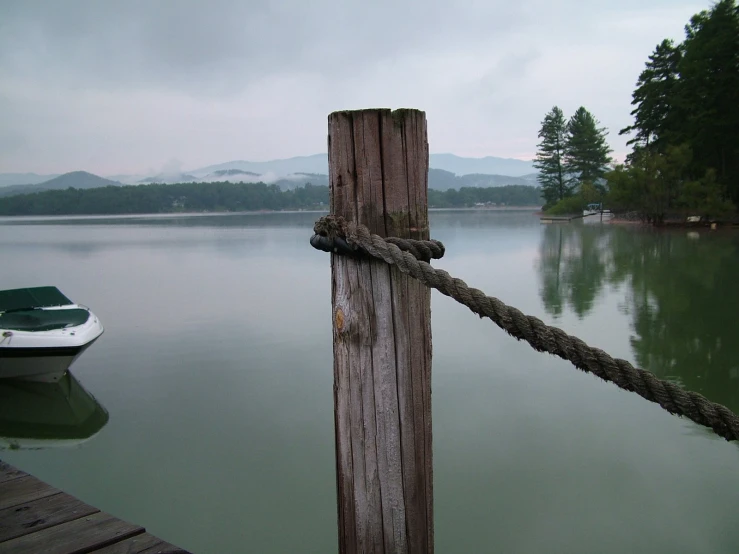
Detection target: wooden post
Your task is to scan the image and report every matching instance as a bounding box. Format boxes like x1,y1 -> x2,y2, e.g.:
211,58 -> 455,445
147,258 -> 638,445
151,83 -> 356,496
328,108 -> 433,554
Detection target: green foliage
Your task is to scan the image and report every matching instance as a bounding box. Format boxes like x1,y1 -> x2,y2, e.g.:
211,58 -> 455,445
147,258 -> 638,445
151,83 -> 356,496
579,181 -> 601,204
542,180 -> 605,216
620,0 -> 739,211
534,106 -> 569,207
606,144 -> 735,223
677,0 -> 739,205
543,195 -> 590,216
619,39 -> 682,157
564,107 -> 613,190
677,169 -> 735,219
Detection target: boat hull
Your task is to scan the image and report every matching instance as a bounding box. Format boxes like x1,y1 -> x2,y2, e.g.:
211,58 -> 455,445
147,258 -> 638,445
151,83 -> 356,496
0,306 -> 104,382
0,341 -> 99,382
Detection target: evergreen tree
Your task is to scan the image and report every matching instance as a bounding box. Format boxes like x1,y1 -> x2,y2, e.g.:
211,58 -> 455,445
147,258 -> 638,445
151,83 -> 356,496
619,39 -> 682,158
534,106 -> 569,207
564,107 -> 613,191
677,0 -> 739,204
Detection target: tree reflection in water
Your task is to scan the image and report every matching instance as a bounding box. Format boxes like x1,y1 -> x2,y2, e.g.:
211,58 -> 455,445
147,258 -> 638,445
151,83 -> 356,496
538,223 -> 739,413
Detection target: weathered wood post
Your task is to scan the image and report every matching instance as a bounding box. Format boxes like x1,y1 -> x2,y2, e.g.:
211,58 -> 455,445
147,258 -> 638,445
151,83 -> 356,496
328,108 -> 433,553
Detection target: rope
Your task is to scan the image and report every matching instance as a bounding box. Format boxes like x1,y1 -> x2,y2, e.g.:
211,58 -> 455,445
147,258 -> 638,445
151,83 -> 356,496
311,215 -> 739,442
313,216 -> 445,262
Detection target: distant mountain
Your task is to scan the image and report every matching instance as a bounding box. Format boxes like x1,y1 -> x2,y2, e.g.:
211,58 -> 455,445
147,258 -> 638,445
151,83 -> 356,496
0,152 -> 539,197
0,173 -> 60,187
106,173 -> 145,185
190,153 -> 536,180
210,169 -> 261,177
138,173 -> 200,184
192,154 -> 329,177
429,154 -> 535,177
0,171 -> 121,198
428,169 -> 537,191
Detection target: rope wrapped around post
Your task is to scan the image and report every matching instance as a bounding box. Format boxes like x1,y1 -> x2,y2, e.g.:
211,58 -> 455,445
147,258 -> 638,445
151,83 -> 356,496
311,215 -> 739,442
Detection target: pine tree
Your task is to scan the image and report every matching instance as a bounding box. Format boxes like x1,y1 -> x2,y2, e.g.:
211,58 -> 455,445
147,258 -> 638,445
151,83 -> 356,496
564,107 -> 612,191
619,39 -> 682,158
534,106 -> 569,207
677,0 -> 739,204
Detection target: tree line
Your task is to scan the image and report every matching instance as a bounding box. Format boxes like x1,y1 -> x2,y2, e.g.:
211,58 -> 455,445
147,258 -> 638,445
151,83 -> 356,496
428,185 -> 542,207
612,0 -> 738,223
0,182 -> 329,216
537,0 -> 738,223
0,181 -> 542,216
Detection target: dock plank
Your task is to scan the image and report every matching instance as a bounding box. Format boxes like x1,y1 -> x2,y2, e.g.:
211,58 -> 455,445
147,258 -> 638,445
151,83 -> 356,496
0,475 -> 60,511
0,461 -> 191,554
140,542 -> 192,554
0,511 -> 145,554
0,461 -> 26,484
87,533 -> 163,553
0,491 -> 99,542
90,533 -> 190,553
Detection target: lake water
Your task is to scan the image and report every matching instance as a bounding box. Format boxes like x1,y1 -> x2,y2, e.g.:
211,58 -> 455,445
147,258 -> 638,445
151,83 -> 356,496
2,210 -> 739,553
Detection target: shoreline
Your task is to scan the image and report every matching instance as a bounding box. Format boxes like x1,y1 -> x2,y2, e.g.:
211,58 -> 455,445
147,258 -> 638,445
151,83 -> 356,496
0,206 -> 542,221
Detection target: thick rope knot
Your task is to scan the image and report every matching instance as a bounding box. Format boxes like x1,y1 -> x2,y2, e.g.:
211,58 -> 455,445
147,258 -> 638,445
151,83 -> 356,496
311,215 -> 739,442
310,215 -> 445,262
313,214 -> 350,240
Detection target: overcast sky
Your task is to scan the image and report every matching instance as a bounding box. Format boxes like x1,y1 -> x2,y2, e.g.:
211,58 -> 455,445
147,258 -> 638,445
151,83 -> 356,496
0,0 -> 705,176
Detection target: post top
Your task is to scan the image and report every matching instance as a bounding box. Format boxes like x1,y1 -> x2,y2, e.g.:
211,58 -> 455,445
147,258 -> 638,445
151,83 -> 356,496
329,108 -> 426,121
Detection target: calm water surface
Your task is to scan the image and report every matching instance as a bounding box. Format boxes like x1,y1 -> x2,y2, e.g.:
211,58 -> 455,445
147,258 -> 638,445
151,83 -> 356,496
2,211 -> 739,553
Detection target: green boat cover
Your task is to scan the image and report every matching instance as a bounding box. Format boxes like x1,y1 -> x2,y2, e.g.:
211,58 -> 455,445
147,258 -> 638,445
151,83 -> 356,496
0,287 -> 74,313
0,308 -> 90,331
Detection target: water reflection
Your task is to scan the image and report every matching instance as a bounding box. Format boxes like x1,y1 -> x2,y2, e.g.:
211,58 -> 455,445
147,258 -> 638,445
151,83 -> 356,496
0,371 -> 109,450
538,224 -> 739,412
537,224 -> 610,319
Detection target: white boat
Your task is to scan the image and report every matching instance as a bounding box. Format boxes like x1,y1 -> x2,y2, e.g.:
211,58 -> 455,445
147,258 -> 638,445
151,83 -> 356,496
0,287 -> 104,382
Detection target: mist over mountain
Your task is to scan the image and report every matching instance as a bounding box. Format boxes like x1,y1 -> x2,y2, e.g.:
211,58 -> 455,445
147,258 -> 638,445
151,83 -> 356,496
429,169 -> 537,190
0,153 -> 539,199
186,152 -> 536,178
193,154 -> 329,177
430,154 -> 535,176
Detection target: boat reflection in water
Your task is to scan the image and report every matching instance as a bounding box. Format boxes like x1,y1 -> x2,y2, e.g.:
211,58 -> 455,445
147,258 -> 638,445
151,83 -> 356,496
0,370 -> 108,450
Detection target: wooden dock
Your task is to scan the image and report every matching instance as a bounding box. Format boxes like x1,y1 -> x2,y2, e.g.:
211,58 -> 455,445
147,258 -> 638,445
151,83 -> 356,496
539,215 -> 575,223
0,460 -> 190,554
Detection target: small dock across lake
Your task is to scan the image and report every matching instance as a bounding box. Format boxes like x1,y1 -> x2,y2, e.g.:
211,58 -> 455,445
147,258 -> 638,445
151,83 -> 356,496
0,460 -> 190,554
540,215 -> 577,223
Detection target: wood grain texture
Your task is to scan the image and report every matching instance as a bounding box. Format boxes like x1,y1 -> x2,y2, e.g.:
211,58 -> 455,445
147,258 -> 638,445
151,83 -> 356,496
0,511 -> 144,554
329,108 -> 433,554
0,492 -> 98,542
0,461 -> 191,553
89,532 -> 190,553
0,461 -> 26,484
0,475 -> 60,511
87,533 -> 162,553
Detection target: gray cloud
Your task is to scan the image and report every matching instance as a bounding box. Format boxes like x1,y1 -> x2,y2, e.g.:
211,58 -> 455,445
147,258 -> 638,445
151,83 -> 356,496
0,0 -> 704,174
